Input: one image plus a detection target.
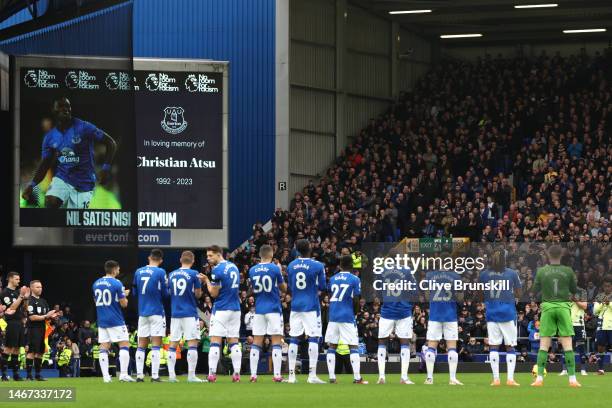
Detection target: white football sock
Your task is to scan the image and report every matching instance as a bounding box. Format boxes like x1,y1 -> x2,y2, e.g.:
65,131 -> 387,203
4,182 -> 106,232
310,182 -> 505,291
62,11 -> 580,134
272,345 -> 282,377
119,348 -> 130,376
506,352 -> 516,381
350,350 -> 360,380
377,345 -> 387,379
425,347 -> 436,379
187,347 -> 198,377
308,341 -> 319,378
99,349 -> 110,379
288,342 -> 298,376
250,345 -> 260,377
400,345 -> 410,381
490,350 -> 500,380
150,347 -> 160,379
230,343 -> 242,375
448,349 -> 458,381
327,350 -> 336,380
135,348 -> 145,377
208,344 -> 220,375
167,348 -> 177,378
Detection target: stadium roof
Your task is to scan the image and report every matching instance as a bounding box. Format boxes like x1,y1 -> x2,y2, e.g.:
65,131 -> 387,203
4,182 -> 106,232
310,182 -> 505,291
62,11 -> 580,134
353,0 -> 612,44
0,0 -> 126,40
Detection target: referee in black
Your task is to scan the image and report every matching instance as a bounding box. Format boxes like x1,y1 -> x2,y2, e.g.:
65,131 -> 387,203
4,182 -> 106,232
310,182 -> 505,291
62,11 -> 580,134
26,280 -> 56,381
1,271 -> 30,381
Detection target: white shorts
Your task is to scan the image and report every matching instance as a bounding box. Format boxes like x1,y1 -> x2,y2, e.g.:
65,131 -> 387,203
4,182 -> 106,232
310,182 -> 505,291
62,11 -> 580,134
98,325 -> 129,344
46,176 -> 93,209
170,317 -> 200,341
209,310 -> 241,338
138,315 -> 166,338
426,321 -> 458,341
379,316 -> 413,339
289,311 -> 322,338
253,313 -> 283,336
324,322 -> 359,346
487,321 -> 517,346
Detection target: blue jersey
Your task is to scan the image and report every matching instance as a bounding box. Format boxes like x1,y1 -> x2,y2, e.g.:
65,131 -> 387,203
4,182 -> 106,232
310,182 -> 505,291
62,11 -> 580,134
210,261 -> 241,312
480,268 -> 521,322
426,270 -> 461,322
287,258 -> 326,312
168,268 -> 201,318
248,262 -> 284,314
328,272 -> 360,323
92,276 -> 125,328
380,269 -> 416,320
133,266 -> 167,317
381,301 -> 413,321
42,118 -> 104,191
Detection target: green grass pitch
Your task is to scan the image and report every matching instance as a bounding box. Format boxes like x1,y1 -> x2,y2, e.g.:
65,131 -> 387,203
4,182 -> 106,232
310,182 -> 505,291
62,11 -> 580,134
1,373 -> 610,408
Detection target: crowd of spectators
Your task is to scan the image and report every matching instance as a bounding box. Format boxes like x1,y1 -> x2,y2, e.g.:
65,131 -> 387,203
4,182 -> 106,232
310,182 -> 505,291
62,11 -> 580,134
2,51 -> 610,374
226,50 -> 611,358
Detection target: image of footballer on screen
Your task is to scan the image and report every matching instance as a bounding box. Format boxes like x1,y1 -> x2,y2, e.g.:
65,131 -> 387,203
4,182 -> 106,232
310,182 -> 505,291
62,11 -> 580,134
21,97 -> 117,209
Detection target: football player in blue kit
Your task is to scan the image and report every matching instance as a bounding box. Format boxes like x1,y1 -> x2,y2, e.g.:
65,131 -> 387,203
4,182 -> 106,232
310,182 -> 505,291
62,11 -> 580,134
479,250 -> 522,386
22,97 -> 117,209
92,260 -> 133,383
325,255 -> 367,384
201,245 -> 243,383
132,248 -> 168,382
167,250 -> 205,383
286,239 -> 327,384
423,260 -> 464,385
247,245 -> 287,382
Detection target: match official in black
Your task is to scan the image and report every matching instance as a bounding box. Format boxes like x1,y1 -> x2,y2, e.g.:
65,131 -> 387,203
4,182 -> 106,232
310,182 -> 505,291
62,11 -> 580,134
0,271 -> 30,381
26,280 -> 57,380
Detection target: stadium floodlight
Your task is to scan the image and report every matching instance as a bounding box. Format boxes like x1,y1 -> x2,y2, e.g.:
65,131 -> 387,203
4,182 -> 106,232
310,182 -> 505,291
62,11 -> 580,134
563,28 -> 607,33
514,4 -> 558,8
389,10 -> 432,15
440,33 -> 483,39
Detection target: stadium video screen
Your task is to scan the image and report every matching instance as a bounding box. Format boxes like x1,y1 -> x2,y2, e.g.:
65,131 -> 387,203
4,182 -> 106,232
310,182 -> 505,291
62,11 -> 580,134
13,56 -> 228,247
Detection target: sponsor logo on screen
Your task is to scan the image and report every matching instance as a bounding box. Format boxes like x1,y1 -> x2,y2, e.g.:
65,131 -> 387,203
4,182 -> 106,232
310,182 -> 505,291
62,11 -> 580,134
185,74 -> 220,93
145,72 -> 179,92
105,71 -> 132,91
161,107 -> 188,134
58,148 -> 80,164
23,69 -> 59,88
65,70 -> 100,90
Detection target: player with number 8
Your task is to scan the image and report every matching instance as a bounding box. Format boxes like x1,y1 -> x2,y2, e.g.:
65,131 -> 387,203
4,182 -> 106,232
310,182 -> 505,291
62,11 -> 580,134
286,239 -> 327,384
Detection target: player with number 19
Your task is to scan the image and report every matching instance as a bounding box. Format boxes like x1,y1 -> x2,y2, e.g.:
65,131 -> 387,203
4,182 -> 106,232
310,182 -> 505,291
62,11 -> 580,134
247,244 -> 287,382
92,260 -> 133,383
202,245 -> 242,383
167,251 -> 204,382
325,255 -> 367,384
132,248 -> 167,382
286,239 -> 327,384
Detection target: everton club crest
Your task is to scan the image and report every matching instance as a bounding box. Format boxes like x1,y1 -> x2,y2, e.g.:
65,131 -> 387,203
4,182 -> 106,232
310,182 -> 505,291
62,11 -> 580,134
161,106 -> 188,134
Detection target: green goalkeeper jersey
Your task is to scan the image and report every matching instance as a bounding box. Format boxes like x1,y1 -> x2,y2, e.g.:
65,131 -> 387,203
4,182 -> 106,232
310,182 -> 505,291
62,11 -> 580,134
533,264 -> 577,310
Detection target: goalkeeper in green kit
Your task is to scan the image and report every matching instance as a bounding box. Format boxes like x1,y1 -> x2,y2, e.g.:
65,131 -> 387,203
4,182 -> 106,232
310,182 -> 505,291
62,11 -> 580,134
531,245 -> 581,388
